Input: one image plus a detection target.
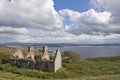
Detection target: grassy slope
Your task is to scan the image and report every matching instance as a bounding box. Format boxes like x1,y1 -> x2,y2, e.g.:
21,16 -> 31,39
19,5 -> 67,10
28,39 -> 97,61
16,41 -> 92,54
0,70 -> 43,80
0,46 -> 120,80
0,70 -> 120,80
0,46 -> 16,54
0,56 -> 119,80
0,46 -> 39,55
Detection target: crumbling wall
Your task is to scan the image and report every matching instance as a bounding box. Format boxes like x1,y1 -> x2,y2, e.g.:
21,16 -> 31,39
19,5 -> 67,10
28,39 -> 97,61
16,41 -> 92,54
10,59 -> 35,68
26,46 -> 35,60
54,50 -> 62,72
11,49 -> 24,58
39,60 -> 54,72
9,46 -> 62,72
41,46 -> 50,60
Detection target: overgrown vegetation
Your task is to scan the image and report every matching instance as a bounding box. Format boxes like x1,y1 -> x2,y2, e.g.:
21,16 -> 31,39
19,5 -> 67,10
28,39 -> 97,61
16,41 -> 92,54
0,52 -> 10,64
0,50 -> 120,79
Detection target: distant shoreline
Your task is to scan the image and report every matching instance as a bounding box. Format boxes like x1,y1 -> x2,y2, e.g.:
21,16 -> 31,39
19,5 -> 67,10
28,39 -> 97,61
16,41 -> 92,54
1,42 -> 120,47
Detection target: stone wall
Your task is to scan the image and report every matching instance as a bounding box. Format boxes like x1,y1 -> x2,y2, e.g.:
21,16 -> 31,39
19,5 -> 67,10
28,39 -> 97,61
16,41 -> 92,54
11,49 -> 23,58
41,46 -> 50,60
38,60 -> 54,72
10,58 -> 35,68
9,46 -> 62,72
54,50 -> 62,72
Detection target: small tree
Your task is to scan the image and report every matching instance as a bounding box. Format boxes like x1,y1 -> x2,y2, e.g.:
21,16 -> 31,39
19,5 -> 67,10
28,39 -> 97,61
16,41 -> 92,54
63,50 -> 80,61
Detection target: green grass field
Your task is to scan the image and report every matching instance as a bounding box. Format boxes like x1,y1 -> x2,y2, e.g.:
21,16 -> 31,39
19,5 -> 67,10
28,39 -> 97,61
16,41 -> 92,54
0,70 -> 120,80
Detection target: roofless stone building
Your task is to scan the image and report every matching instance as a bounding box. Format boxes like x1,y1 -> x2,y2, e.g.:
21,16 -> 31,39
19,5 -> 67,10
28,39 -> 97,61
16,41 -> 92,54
9,46 -> 62,72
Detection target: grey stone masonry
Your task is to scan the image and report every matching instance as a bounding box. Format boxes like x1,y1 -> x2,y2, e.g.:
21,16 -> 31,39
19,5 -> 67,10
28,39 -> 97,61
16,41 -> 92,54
9,45 -> 62,72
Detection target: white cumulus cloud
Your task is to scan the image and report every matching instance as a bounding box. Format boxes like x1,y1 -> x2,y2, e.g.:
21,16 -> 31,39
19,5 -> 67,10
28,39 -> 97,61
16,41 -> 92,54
0,27 -> 28,35
0,0 -> 120,43
59,9 -> 112,35
0,0 -> 63,30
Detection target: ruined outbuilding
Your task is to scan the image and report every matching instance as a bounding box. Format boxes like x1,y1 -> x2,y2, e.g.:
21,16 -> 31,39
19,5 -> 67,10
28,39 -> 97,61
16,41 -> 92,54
9,46 -> 62,72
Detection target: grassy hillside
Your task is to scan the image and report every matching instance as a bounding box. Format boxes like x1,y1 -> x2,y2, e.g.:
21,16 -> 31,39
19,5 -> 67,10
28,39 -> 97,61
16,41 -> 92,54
0,46 -> 120,80
0,46 -> 16,54
0,46 -> 39,55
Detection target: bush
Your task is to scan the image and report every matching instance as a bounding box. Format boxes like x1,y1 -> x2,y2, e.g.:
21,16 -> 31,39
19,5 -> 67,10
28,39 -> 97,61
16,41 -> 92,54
63,50 -> 80,61
0,52 -> 10,64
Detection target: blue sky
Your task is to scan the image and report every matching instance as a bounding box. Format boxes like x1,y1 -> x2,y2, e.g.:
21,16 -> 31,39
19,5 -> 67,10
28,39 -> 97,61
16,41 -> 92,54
54,0 -> 91,12
54,0 -> 92,30
0,0 -> 120,43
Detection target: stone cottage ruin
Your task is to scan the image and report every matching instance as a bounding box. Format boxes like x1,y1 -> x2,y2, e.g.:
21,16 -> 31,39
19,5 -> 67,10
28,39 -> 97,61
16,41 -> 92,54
9,46 -> 62,72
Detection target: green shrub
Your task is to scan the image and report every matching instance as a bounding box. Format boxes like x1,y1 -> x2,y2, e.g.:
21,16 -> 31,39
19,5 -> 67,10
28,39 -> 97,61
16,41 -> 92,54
0,52 -> 10,64
63,50 -> 80,61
